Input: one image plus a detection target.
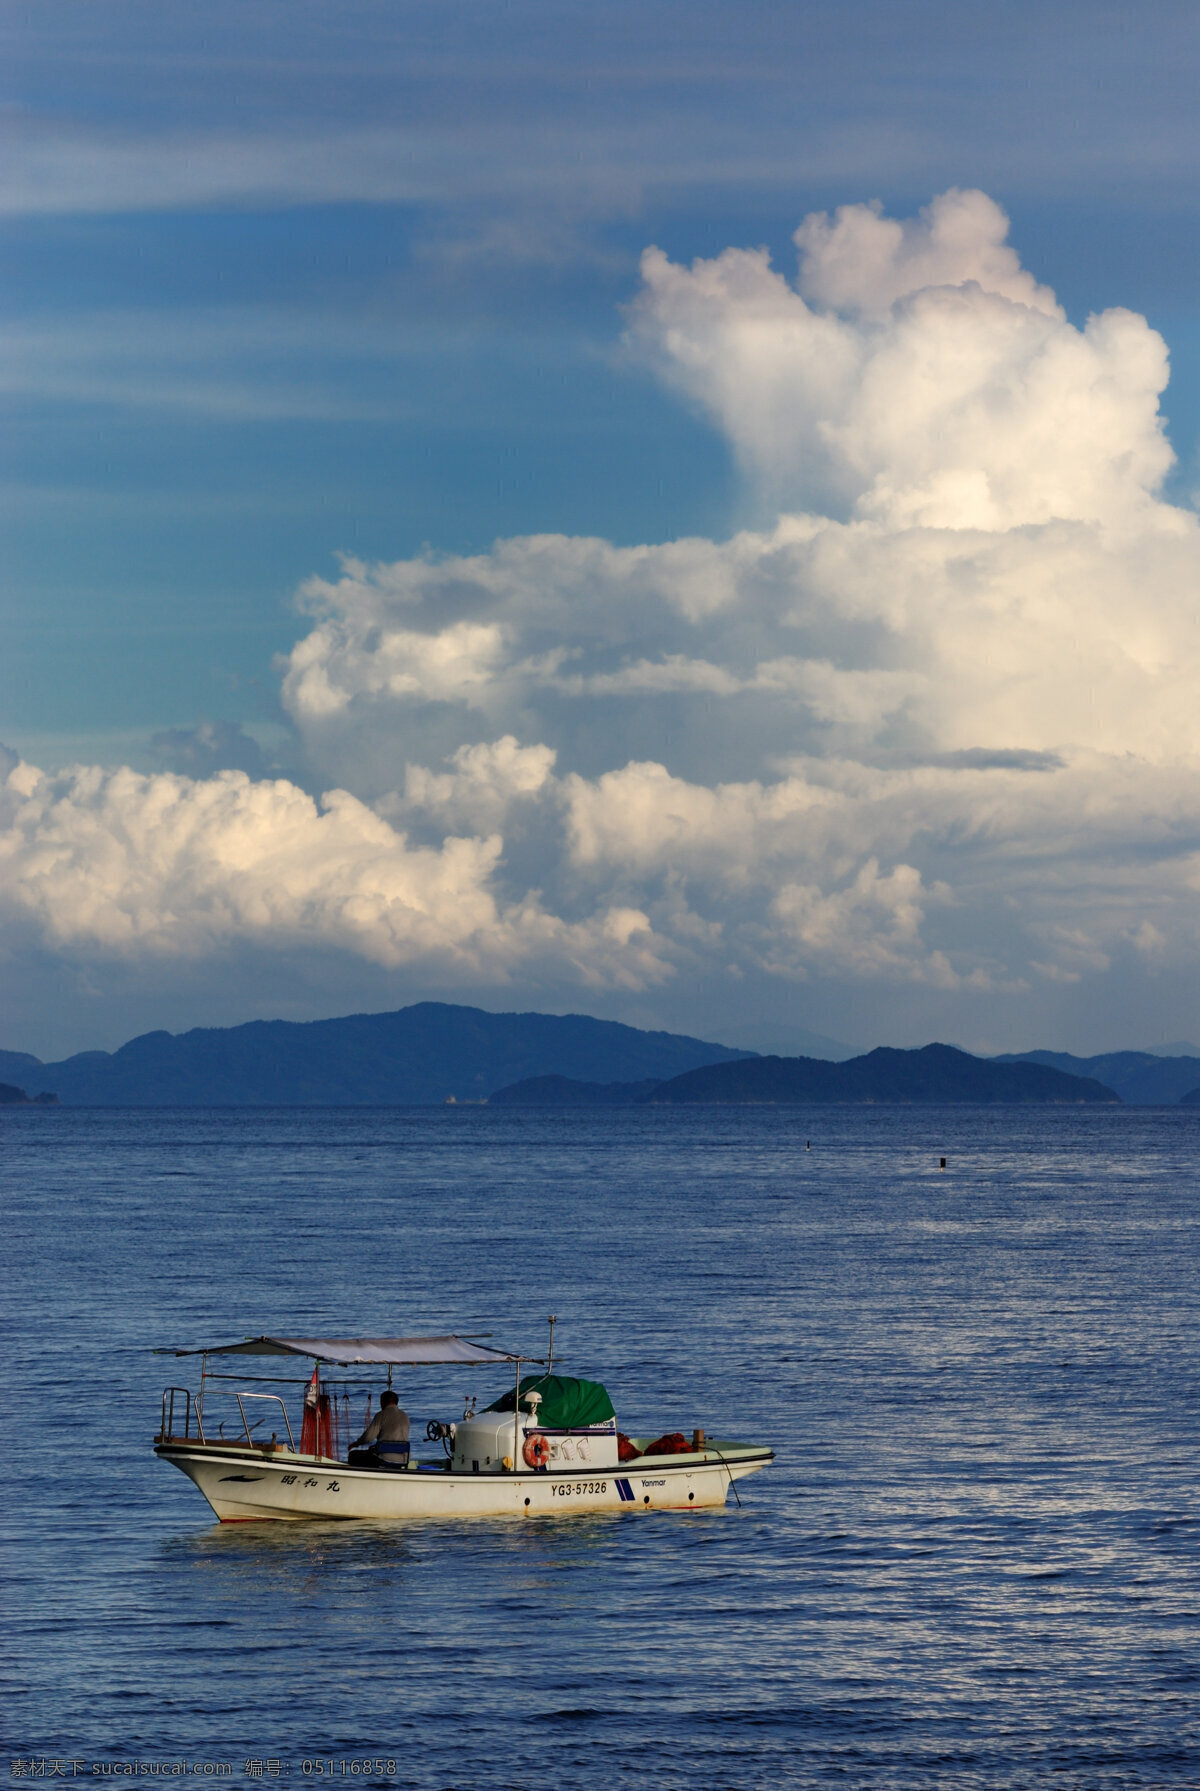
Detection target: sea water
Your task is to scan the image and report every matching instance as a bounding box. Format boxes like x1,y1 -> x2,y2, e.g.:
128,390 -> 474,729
3,1104 -> 1199,1787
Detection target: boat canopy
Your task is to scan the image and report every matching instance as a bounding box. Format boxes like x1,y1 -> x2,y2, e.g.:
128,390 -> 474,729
485,1373 -> 615,1427
163,1334 -> 531,1366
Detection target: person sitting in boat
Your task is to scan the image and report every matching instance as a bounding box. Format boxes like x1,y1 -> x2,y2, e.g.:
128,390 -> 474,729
348,1391 -> 411,1469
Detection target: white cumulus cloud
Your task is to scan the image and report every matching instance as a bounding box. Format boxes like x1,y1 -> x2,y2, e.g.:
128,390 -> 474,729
629,187 -> 1174,531
8,190 -> 1200,1044
0,760 -> 670,990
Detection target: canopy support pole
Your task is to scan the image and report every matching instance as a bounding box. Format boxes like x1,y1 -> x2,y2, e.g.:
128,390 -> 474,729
512,1357 -> 522,1470
547,1315 -> 557,1375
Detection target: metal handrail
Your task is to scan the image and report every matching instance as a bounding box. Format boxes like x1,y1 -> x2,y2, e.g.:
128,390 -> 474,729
159,1386 -> 193,1441
235,1391 -> 297,1453
193,1387 -> 298,1452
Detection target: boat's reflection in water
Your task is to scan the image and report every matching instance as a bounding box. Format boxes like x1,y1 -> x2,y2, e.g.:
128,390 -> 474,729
158,1507 -> 703,1643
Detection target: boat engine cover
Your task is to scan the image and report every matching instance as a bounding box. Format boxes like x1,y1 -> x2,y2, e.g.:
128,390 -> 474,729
451,1412 -> 620,1472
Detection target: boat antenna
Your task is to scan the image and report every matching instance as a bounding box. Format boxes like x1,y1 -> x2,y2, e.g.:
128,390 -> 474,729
547,1315 -> 557,1375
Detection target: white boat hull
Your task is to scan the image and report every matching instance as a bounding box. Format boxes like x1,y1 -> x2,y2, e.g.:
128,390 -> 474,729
156,1439 -> 773,1522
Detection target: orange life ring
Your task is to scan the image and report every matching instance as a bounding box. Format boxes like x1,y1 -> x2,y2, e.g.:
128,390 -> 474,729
522,1432 -> 551,1469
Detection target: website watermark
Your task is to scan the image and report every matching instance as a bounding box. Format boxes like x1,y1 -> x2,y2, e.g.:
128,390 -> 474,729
11,1764 -> 399,1781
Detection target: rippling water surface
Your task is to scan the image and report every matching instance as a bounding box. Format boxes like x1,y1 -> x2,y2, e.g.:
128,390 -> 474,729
4,1105 -> 1200,1786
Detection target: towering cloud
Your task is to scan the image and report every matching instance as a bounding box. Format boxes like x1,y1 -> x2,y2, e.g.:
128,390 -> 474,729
632,188 -> 1172,533
5,191 -> 1200,1039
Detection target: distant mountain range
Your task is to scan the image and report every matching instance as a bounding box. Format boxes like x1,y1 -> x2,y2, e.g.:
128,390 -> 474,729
0,1003 -> 754,1106
5,1007 -> 1200,1107
994,1050 -> 1200,1105
490,1044 -> 1119,1106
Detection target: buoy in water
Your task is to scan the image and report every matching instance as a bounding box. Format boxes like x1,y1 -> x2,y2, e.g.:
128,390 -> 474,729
939,1156 -> 947,1170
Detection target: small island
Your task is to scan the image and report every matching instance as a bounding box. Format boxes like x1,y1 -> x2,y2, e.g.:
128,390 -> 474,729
489,1043 -> 1119,1106
0,1082 -> 58,1105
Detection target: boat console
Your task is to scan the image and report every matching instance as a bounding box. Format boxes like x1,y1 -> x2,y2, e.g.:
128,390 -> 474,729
451,1388 -> 620,1473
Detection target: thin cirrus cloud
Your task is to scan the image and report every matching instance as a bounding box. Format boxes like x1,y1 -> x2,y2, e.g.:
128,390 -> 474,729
0,120 -> 896,222
0,309 -> 461,423
9,0 -> 1200,223
5,189 -> 1200,1036
0,128 -> 466,218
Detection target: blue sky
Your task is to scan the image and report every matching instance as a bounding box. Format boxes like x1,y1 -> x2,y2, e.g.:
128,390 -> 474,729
5,1 -> 1200,1058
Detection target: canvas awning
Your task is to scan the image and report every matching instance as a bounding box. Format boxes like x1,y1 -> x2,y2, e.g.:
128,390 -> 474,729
163,1334 -> 533,1366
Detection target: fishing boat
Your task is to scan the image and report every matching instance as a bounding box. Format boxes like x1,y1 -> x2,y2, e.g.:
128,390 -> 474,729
154,1329 -> 774,1522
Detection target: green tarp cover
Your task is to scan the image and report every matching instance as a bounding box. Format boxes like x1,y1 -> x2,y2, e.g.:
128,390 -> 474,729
485,1374 -> 615,1428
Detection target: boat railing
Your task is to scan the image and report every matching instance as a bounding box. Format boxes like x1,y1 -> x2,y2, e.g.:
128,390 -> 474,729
157,1385 -> 299,1453
199,1388 -> 298,1453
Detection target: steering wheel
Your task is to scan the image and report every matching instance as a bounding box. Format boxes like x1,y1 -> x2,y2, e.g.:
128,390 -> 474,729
425,1418 -> 455,1456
